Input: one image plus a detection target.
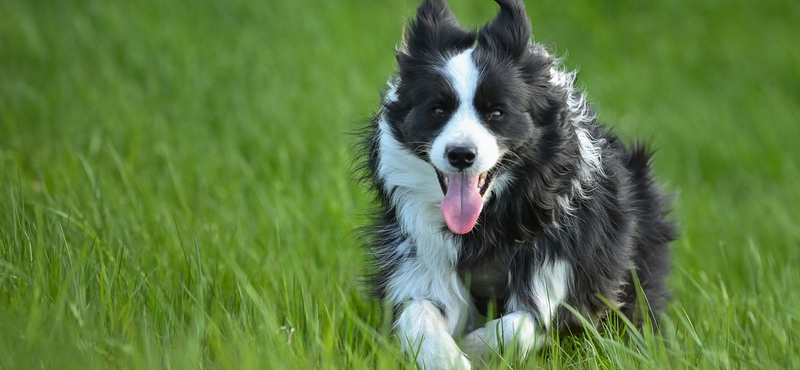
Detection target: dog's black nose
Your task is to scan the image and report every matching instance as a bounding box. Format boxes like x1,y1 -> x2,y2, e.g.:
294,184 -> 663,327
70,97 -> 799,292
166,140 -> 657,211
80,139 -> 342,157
446,146 -> 476,170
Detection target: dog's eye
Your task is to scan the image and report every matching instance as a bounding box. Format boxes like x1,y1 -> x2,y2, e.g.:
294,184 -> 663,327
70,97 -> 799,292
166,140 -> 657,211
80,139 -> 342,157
488,110 -> 503,120
432,107 -> 446,117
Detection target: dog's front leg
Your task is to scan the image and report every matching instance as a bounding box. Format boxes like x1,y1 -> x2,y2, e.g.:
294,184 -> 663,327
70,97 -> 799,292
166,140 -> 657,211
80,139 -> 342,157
461,257 -> 572,362
396,299 -> 471,370
459,311 -> 543,361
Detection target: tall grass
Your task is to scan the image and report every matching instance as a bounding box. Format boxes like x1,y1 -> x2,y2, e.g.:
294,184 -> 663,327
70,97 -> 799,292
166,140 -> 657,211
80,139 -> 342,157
1,0 -> 798,368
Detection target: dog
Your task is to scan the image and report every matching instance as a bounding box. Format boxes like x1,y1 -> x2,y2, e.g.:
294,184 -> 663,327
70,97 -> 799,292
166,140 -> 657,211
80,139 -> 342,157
356,0 -> 676,368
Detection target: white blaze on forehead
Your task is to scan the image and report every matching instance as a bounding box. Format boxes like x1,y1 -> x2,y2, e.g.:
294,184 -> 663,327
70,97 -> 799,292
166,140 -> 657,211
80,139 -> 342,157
431,48 -> 500,175
444,49 -> 480,103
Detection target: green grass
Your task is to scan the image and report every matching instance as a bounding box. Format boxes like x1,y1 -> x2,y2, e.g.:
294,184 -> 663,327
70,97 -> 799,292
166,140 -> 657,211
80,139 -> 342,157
1,0 -> 798,368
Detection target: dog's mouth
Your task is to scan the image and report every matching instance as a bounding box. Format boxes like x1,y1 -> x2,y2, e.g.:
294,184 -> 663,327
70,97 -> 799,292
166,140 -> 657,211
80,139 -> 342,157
435,170 -> 494,197
435,169 -> 495,234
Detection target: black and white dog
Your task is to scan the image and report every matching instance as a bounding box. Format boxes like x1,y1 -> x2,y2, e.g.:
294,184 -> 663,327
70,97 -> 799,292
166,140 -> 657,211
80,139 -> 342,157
357,0 -> 676,368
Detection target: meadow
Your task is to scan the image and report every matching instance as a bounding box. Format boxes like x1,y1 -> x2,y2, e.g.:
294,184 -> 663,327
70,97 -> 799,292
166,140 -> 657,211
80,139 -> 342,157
1,0 -> 798,368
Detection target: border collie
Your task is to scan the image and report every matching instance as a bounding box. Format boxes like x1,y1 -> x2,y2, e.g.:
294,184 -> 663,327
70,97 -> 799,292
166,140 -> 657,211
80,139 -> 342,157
356,0 -> 676,368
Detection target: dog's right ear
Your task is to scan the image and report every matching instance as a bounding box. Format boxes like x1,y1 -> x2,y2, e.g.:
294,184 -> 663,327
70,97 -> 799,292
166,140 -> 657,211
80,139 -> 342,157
398,0 -> 476,59
478,0 -> 532,61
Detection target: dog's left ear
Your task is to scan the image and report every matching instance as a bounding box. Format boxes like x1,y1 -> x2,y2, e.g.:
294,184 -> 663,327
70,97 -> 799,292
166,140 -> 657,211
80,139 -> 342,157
477,0 -> 532,60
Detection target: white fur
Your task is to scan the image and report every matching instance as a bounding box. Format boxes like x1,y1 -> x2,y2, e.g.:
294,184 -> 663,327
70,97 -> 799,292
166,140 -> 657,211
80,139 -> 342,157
509,258 -> 572,327
396,300 -> 472,370
376,112 -> 458,264
575,128 -> 605,186
431,49 -> 501,176
549,65 -> 606,203
384,77 -> 400,103
377,79 -> 446,244
377,80 -> 474,368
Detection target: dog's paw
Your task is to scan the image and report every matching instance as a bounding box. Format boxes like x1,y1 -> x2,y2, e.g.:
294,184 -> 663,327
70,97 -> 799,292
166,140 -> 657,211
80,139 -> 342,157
460,326 -> 493,360
453,353 -> 472,370
413,342 -> 472,370
413,350 -> 471,370
459,312 -> 540,362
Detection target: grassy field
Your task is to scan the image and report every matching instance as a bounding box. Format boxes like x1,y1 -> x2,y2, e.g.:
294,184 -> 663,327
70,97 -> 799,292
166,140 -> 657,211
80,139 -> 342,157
1,0 -> 798,368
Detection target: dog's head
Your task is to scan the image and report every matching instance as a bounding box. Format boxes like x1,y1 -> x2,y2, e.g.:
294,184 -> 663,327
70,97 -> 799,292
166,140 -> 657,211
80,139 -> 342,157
382,0 -> 557,234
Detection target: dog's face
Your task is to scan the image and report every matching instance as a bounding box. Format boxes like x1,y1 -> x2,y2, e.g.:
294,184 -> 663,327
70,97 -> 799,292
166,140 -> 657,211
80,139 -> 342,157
382,0 -> 555,234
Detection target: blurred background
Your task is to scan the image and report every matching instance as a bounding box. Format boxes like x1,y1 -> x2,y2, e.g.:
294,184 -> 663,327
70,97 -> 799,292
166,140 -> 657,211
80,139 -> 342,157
1,0 -> 798,368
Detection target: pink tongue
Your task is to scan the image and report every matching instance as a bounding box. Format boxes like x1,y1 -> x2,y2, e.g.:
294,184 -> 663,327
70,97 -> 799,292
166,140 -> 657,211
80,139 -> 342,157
440,173 -> 483,234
